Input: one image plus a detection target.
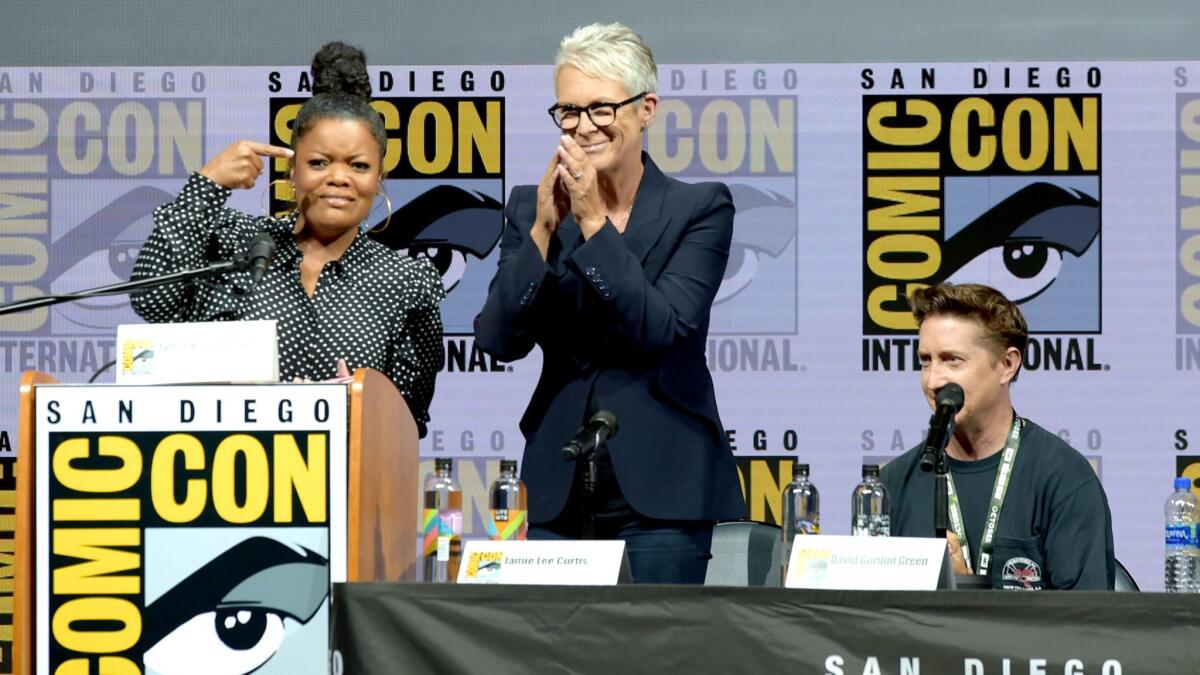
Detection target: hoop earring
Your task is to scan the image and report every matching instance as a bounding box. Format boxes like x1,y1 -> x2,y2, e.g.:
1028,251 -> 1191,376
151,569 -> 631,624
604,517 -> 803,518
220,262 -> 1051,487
260,179 -> 297,218
370,183 -> 394,233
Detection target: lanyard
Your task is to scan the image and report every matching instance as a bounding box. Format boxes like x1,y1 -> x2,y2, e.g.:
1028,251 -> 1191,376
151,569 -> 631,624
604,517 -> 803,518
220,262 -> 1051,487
945,415 -> 1023,578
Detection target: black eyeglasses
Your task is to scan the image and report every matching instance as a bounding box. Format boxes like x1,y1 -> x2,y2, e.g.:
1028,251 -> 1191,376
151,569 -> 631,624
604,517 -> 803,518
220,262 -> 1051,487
547,93 -> 647,130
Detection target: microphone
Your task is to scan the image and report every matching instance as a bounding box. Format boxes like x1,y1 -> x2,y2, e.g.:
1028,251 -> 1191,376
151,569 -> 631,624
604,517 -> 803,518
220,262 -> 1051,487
247,233 -> 276,284
561,410 -> 619,461
0,235 -> 279,318
919,383 -> 964,472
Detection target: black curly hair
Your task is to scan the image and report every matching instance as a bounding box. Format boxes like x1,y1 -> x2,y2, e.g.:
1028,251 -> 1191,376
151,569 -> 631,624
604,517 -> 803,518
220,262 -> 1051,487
292,42 -> 387,160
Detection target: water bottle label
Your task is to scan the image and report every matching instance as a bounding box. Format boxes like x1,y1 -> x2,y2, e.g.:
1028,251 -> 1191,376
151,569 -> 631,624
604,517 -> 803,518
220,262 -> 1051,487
440,509 -> 463,536
437,535 -> 450,561
1166,524 -> 1195,547
487,509 -> 528,540
423,508 -> 463,556
422,508 -> 439,556
852,515 -> 891,537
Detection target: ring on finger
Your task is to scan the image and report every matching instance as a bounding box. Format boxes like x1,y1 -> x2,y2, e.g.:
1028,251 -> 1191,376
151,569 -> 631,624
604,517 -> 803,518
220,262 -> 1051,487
572,170 -> 584,180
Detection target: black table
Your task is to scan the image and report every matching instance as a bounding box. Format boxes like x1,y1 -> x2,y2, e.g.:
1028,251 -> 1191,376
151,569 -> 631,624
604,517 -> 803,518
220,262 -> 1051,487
332,583 -> 1199,674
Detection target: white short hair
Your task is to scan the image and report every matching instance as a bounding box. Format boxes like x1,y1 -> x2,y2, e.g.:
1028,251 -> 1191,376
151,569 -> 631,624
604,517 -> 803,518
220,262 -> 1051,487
554,22 -> 658,99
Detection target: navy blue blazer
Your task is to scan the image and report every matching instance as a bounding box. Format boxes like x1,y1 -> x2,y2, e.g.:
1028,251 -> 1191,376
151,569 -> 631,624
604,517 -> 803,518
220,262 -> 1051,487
474,154 -> 748,524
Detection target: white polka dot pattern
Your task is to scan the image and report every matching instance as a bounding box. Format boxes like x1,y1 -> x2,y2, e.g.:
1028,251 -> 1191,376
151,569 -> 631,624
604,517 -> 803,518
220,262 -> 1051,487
130,172 -> 446,437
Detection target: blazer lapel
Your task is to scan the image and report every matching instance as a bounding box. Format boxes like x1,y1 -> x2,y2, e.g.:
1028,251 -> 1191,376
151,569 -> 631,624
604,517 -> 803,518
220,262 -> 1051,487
622,153 -> 671,263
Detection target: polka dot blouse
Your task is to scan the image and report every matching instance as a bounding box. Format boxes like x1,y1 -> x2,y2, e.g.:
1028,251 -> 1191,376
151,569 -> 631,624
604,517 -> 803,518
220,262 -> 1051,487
130,172 -> 446,437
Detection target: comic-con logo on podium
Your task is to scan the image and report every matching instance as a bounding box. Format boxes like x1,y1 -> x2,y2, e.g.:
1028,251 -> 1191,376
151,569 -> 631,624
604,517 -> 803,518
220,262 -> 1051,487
44,430 -> 333,673
860,77 -> 1103,375
37,384 -> 347,674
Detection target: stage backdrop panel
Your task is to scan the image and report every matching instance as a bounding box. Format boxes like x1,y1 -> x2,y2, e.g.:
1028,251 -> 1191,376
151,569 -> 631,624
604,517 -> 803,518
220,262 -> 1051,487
0,61 -> 1196,600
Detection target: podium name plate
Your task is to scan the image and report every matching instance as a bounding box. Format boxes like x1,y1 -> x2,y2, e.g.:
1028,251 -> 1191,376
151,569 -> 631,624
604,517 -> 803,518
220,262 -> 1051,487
458,540 -> 628,585
34,383 -> 347,673
785,535 -> 952,590
116,320 -> 279,384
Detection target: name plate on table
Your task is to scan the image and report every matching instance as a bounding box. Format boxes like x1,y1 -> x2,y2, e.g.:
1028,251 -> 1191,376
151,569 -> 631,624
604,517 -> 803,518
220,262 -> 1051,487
116,320 -> 279,384
458,540 -> 630,585
785,535 -> 952,590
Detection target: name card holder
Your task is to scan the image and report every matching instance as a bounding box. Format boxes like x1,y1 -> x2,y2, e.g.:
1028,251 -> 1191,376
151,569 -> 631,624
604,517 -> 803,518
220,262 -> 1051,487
458,540 -> 632,585
116,320 -> 279,384
785,535 -> 954,590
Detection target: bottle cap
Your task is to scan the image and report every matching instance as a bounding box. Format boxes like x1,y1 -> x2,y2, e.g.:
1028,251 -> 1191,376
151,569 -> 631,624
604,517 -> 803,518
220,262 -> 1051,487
862,464 -> 880,478
435,457 -> 453,471
792,463 -> 810,478
500,459 -> 518,473
1176,477 -> 1193,491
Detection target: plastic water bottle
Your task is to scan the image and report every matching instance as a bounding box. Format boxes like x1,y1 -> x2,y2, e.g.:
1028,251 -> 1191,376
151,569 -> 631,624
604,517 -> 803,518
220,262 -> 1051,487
1164,476 -> 1199,593
851,464 -> 890,537
487,460 -> 528,541
422,458 -> 462,583
781,463 -> 820,578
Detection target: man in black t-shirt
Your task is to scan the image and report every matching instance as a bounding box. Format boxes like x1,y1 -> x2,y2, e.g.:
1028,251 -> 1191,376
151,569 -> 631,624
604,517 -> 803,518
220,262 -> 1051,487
881,283 -> 1115,590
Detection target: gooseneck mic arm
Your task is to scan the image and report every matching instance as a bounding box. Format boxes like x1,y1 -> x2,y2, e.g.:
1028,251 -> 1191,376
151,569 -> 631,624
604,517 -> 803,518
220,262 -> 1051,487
0,233 -> 275,317
919,383 -> 964,539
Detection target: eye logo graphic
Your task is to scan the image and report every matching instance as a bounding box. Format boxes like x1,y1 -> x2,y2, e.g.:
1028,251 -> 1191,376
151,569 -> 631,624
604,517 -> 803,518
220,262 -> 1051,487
716,184 -> 798,306
941,178 -> 1100,332
367,184 -> 503,295
45,185 -> 170,335
143,536 -> 330,675
649,92 -> 799,336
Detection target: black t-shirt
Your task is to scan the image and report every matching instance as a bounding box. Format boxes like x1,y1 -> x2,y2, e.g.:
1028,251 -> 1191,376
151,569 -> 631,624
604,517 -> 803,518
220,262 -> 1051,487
944,450 -> 1004,570
881,418 -> 1115,590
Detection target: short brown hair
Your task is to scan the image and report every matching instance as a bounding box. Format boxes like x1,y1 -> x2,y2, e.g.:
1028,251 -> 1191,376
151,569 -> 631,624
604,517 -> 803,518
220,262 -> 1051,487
909,283 -> 1029,375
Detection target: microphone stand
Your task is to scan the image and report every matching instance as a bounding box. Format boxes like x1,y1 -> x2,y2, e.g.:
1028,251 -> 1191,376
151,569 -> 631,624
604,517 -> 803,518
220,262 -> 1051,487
920,411 -> 954,540
583,429 -> 600,497
933,445 -> 949,539
562,411 -> 618,541
920,385 -> 963,581
0,256 -> 250,317
580,432 -> 600,540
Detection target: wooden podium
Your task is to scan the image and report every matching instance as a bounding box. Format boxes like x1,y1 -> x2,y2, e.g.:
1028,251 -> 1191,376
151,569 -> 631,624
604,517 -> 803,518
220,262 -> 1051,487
13,368 -> 418,674
345,367 -> 420,582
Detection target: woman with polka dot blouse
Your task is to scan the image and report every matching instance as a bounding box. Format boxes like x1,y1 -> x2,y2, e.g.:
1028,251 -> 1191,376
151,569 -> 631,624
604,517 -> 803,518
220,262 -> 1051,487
130,42 -> 445,437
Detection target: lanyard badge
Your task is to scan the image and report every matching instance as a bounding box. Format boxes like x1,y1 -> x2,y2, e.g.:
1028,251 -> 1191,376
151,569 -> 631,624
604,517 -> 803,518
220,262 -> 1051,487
946,415 -> 1023,578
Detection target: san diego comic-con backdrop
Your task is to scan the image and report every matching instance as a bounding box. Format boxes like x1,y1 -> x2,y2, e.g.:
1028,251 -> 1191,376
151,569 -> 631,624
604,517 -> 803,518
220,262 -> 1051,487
0,62 -> 1198,610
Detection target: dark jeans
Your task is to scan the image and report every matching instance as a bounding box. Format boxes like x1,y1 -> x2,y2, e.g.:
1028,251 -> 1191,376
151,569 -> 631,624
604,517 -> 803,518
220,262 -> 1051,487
528,450 -> 714,584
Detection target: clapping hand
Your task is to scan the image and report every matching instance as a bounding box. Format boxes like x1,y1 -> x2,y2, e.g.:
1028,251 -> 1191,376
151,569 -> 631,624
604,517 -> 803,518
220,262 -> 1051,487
554,135 -> 606,237
531,153 -> 571,260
